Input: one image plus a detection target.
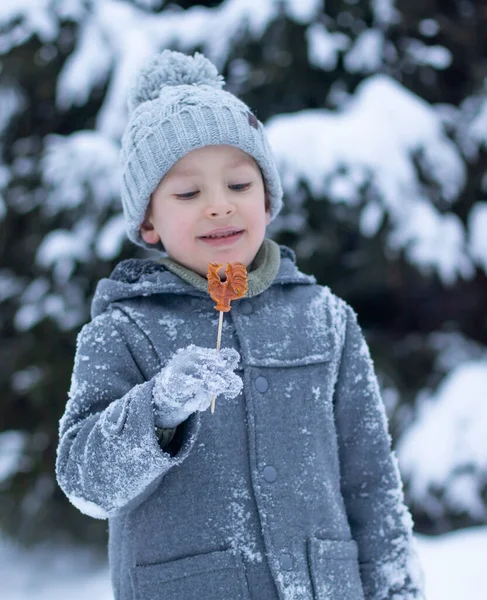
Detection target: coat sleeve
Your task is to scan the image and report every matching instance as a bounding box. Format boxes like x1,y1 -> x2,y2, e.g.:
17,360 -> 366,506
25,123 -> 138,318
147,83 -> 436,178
55,309 -> 199,520
333,306 -> 425,600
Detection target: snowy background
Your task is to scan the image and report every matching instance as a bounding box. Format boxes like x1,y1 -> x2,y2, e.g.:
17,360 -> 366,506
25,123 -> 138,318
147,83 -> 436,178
1,0 -> 486,598
2,528 -> 487,600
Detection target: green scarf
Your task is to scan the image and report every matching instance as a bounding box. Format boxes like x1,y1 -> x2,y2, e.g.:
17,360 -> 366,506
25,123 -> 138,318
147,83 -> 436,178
158,238 -> 281,297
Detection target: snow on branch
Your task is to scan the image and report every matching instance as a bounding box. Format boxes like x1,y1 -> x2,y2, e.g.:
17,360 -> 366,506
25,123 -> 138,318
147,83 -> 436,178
0,0 -> 86,54
397,360 -> 487,521
41,131 -> 121,213
0,430 -> 28,483
468,202 -> 487,271
0,85 -> 24,220
54,0 -> 321,138
266,74 -> 472,283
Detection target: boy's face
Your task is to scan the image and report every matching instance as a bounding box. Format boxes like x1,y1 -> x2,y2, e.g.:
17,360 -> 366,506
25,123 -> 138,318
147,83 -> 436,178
141,145 -> 271,278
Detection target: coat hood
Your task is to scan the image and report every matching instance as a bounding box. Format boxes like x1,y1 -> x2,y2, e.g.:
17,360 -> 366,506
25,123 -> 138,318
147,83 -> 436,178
91,244 -> 315,319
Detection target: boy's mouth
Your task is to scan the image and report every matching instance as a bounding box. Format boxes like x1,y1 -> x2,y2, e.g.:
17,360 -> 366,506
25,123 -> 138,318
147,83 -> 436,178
200,230 -> 243,239
198,228 -> 244,246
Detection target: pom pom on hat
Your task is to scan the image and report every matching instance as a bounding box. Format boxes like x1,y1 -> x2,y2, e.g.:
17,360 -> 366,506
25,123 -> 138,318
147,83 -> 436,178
128,50 -> 224,113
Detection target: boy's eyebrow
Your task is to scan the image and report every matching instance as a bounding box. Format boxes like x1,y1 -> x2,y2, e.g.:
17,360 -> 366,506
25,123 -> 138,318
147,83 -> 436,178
227,157 -> 256,169
165,167 -> 198,178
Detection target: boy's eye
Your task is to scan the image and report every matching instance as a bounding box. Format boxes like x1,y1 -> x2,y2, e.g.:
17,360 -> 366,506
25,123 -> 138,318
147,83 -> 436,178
175,190 -> 198,199
229,182 -> 251,191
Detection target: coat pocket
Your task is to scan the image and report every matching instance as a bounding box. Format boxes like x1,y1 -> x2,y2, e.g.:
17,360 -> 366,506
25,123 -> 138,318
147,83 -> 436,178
131,548 -> 250,600
307,538 -> 364,600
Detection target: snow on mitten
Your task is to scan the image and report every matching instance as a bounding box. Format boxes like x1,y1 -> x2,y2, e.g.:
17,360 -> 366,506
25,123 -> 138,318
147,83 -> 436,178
152,344 -> 242,428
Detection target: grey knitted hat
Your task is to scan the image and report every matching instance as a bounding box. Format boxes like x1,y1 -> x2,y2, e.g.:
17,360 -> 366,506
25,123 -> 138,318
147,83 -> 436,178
120,50 -> 283,248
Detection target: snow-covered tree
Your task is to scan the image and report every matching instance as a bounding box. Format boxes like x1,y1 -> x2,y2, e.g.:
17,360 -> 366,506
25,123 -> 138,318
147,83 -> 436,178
1,0 -> 486,543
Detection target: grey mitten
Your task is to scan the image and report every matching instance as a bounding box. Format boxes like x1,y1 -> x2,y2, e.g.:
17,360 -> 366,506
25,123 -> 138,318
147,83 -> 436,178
152,344 -> 243,428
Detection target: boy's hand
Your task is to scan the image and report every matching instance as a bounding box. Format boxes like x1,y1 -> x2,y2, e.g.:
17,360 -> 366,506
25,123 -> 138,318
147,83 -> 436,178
152,344 -> 243,428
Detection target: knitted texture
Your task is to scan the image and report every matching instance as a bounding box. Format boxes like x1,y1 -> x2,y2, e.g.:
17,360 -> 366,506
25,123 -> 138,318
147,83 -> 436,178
120,50 -> 283,249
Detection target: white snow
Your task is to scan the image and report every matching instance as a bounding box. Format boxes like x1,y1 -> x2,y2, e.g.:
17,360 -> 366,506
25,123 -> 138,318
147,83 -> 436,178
67,494 -> 109,520
52,0 -> 322,139
468,202 -> 487,271
1,528 -> 486,599
226,480 -> 263,563
387,201 -> 472,285
96,214 -> 127,260
2,0 -> 484,286
0,85 -> 24,220
372,0 -> 400,26
153,344 -> 242,427
344,29 -> 384,73
0,270 -> 23,302
0,86 -> 23,138
284,0 -> 322,24
267,74 -> 470,283
405,39 -> 452,70
418,19 -> 440,37
0,430 -> 27,482
11,366 -> 43,393
41,131 -> 121,213
33,131 -> 123,292
306,23 -> 349,71
465,96 -> 487,148
0,0 -> 58,52
55,12 -> 114,111
0,5 -> 484,598
36,224 -> 94,283
397,360 -> 487,520
418,527 -> 487,600
14,279 -> 86,332
0,536 -> 112,600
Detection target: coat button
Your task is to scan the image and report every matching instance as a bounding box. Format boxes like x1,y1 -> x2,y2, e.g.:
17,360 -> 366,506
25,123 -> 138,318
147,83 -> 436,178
262,465 -> 277,482
254,376 -> 269,393
108,404 -> 122,423
280,553 -> 293,570
240,300 -> 253,315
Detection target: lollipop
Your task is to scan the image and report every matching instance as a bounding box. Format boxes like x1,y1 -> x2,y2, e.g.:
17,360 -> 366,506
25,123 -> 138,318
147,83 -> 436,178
207,263 -> 248,412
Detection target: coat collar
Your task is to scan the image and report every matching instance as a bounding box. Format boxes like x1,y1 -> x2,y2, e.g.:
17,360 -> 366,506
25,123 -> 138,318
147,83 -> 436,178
91,241 -> 315,318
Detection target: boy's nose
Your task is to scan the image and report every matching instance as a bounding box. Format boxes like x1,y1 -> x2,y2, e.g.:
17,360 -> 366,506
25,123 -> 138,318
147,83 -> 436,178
207,206 -> 234,217
205,193 -> 235,218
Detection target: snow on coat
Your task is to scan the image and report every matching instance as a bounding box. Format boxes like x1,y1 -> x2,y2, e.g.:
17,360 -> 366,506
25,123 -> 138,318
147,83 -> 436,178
56,245 -> 424,600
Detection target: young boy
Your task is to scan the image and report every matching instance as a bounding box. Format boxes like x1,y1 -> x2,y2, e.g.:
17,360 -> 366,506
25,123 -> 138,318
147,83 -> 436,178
56,51 -> 424,600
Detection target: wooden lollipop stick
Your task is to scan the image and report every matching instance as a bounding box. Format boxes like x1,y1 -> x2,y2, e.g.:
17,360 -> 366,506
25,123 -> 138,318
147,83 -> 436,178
210,311 -> 224,413
207,262 -> 248,414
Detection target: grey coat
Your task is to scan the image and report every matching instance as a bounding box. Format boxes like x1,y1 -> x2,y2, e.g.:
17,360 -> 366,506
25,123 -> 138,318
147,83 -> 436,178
56,245 -> 424,600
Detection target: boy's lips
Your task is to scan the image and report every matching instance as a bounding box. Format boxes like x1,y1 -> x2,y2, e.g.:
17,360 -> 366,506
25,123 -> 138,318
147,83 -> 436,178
198,228 -> 244,247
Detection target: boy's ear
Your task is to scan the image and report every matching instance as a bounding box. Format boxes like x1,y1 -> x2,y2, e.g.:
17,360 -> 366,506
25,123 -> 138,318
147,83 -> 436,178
140,211 -> 160,245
